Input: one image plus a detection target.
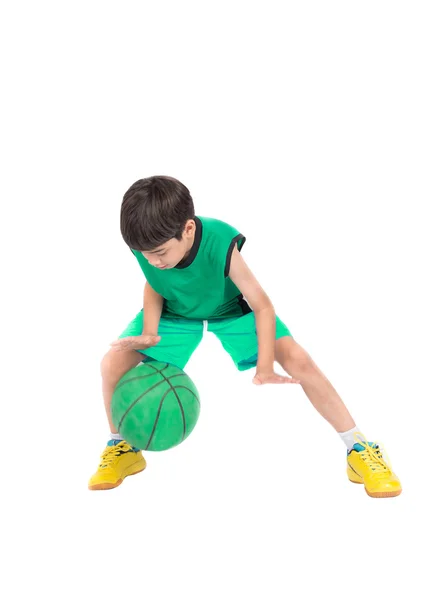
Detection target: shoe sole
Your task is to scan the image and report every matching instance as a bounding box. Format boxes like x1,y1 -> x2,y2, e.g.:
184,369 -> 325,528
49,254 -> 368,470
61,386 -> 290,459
365,488 -> 402,498
348,473 -> 402,498
88,464 -> 146,491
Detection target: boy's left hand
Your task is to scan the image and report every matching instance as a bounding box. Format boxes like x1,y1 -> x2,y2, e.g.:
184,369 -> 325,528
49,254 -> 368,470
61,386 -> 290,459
252,370 -> 301,385
110,334 -> 161,351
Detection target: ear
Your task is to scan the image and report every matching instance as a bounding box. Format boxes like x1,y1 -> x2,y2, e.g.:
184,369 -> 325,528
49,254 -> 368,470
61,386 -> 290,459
183,219 -> 196,236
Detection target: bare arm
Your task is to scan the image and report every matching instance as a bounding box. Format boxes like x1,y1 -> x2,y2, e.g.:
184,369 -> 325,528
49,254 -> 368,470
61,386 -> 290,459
110,281 -> 164,351
228,246 -> 299,384
142,281 -> 164,335
228,247 -> 275,370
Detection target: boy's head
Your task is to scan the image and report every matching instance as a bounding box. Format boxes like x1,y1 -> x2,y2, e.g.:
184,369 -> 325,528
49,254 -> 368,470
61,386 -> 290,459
121,175 -> 196,270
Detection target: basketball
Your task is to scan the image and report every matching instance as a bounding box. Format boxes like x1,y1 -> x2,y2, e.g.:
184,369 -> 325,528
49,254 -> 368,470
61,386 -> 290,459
111,361 -> 200,451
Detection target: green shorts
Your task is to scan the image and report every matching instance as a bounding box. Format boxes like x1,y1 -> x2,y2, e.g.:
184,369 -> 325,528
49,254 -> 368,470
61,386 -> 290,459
118,311 -> 292,371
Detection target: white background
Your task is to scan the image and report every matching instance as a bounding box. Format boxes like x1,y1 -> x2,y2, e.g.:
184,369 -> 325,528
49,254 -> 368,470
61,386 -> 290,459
2,1 -> 440,598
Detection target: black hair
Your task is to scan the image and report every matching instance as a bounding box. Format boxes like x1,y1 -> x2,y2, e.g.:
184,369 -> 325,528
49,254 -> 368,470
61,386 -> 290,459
120,175 -> 195,251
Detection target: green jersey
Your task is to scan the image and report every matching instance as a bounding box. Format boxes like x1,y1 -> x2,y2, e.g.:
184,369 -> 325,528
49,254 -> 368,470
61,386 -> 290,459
131,216 -> 252,320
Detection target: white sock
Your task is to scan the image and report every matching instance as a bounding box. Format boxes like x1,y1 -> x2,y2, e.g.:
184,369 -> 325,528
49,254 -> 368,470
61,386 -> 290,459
110,432 -> 123,441
339,426 -> 363,451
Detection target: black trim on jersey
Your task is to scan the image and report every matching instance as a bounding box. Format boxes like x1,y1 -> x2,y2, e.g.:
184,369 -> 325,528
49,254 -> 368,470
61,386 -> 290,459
224,234 -> 246,277
238,295 -> 252,315
175,217 -> 203,269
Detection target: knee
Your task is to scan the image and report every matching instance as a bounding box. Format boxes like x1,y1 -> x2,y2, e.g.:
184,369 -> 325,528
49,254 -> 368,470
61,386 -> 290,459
100,349 -> 127,382
284,347 -> 315,374
100,350 -> 115,379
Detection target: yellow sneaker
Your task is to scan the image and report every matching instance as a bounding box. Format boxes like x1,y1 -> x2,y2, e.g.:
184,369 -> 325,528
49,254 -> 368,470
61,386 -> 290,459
347,437 -> 402,498
88,440 -> 146,491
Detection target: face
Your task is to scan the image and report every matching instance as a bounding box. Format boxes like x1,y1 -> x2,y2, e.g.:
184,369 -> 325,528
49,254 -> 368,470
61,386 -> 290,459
141,219 -> 196,269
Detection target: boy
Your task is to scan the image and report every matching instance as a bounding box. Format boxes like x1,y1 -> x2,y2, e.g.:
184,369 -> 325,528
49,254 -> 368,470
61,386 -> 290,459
89,175 -> 401,498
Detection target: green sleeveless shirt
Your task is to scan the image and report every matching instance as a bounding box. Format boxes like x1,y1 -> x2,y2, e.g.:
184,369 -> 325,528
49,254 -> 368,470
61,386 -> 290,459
131,216 -> 252,320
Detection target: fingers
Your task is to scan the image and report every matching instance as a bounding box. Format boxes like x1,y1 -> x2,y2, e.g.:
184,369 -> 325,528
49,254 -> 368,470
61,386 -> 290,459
109,340 -> 127,350
279,377 -> 296,384
109,335 -> 161,351
274,373 -> 299,384
110,338 -> 134,350
279,374 -> 301,384
253,374 -> 301,385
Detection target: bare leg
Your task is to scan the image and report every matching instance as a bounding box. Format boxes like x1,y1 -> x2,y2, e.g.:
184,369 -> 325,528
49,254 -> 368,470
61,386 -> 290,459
275,336 -> 356,432
100,348 -> 145,433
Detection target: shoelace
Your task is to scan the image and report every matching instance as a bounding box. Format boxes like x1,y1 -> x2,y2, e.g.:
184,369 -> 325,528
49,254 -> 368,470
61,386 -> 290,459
99,442 -> 132,468
353,433 -> 392,478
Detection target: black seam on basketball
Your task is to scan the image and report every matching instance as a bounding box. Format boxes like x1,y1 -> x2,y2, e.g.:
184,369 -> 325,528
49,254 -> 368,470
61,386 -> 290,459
115,360 -> 199,447
146,362 -> 168,373
150,371 -> 200,442
156,376 -> 200,408
116,377 -> 198,437
144,388 -> 175,451
114,364 -> 171,391
114,370 -> 165,391
117,377 -> 169,431
170,388 -> 186,440
169,386 -> 200,407
144,386 -> 199,449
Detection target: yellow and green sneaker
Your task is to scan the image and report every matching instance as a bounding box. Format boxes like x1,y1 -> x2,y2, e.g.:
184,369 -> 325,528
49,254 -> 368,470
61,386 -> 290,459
347,437 -> 402,498
88,440 -> 146,491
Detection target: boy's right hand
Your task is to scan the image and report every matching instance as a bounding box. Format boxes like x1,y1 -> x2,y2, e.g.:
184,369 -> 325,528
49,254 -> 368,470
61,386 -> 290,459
110,335 -> 161,351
